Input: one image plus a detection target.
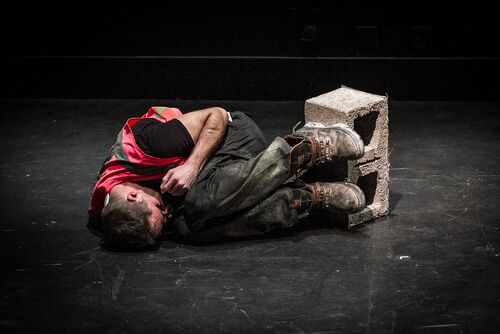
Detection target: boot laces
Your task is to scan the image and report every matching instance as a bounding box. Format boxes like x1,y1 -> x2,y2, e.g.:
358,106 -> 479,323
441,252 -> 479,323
290,121 -> 333,168
292,121 -> 302,134
309,137 -> 332,166
318,183 -> 333,208
309,183 -> 333,208
318,137 -> 332,162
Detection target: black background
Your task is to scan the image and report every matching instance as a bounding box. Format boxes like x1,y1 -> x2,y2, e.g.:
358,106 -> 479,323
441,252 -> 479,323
1,0 -> 499,99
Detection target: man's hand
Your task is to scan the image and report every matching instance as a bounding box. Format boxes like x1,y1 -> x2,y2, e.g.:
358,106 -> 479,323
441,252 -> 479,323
160,163 -> 201,196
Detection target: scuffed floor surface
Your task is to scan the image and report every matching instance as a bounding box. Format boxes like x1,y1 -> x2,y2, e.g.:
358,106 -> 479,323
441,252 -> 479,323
0,99 -> 499,333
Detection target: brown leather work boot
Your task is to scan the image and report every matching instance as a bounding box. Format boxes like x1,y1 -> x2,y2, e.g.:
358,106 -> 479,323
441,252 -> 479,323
283,122 -> 364,174
295,181 -> 366,214
308,181 -> 366,213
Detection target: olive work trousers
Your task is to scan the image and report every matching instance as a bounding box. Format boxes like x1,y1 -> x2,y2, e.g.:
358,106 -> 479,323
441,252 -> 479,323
171,111 -> 300,240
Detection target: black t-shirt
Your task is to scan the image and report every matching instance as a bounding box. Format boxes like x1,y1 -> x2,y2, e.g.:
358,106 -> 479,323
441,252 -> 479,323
131,118 -> 194,158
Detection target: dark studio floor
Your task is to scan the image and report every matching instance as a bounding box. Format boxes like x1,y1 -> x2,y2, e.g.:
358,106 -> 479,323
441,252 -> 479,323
0,99 -> 499,333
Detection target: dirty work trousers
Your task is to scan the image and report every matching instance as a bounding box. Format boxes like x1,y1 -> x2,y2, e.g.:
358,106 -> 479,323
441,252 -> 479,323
172,111 -> 300,239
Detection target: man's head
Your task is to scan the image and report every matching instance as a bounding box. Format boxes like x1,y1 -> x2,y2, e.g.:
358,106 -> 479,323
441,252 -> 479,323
101,182 -> 171,250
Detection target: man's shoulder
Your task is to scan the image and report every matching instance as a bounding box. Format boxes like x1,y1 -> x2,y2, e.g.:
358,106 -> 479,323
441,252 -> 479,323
131,117 -> 162,130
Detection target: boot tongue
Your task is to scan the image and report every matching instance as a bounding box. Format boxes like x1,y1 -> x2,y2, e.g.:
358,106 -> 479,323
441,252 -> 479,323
289,139 -> 313,174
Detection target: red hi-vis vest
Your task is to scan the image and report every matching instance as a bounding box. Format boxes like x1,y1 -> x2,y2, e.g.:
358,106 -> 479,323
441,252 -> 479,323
88,107 -> 186,217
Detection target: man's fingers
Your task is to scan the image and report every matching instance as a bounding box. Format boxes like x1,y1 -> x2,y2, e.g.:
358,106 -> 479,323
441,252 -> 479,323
170,187 -> 188,197
160,171 -> 173,193
170,182 -> 188,195
161,177 -> 177,194
163,176 -> 179,193
161,165 -> 196,195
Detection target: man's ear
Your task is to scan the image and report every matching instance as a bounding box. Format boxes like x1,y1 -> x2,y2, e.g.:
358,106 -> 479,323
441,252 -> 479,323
126,191 -> 139,202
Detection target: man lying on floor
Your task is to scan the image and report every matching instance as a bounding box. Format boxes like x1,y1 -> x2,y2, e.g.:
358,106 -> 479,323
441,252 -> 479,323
87,106 -> 366,250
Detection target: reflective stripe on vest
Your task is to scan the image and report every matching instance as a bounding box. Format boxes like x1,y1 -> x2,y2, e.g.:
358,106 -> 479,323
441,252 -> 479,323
88,107 -> 186,217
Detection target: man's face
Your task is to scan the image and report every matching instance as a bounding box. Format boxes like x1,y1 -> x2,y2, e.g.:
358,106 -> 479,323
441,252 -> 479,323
139,187 -> 173,238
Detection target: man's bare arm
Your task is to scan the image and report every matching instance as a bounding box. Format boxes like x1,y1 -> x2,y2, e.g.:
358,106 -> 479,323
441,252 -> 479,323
160,107 -> 228,196
177,107 -> 228,167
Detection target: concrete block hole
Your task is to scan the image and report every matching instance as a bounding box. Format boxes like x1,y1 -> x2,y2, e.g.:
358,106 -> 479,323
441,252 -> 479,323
356,171 -> 377,206
354,111 -> 379,148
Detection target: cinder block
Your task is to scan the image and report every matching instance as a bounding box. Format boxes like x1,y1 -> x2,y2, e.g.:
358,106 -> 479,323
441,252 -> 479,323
302,86 -> 390,228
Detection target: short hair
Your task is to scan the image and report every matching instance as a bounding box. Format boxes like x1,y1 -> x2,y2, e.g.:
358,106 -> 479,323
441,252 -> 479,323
101,195 -> 157,251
